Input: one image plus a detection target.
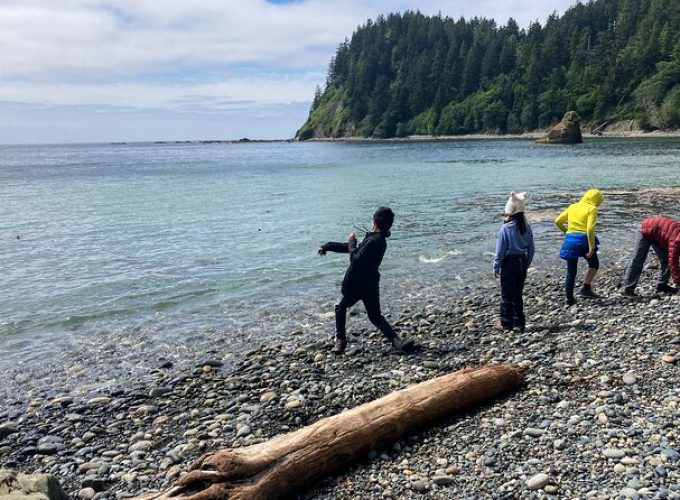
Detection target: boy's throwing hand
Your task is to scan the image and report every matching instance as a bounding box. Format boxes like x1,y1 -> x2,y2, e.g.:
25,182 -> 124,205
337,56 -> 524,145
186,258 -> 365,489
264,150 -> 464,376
317,247 -> 327,256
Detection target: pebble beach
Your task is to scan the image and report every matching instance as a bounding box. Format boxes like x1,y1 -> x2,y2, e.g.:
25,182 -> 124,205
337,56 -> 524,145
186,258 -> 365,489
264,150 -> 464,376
1,247 -> 678,499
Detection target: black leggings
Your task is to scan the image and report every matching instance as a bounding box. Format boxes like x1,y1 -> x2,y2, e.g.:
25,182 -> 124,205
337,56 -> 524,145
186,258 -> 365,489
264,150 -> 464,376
566,252 -> 600,301
335,289 -> 397,341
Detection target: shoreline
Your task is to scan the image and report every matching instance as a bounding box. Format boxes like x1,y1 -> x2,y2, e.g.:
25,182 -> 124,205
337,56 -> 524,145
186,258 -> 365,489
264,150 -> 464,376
0,246 -> 678,499
4,129 -> 680,148
1,186 -> 678,397
2,187 -> 679,408
302,129 -> 680,142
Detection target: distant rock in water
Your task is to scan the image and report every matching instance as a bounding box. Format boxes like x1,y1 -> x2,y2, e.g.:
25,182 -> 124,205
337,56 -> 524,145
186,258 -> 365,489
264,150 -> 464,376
537,111 -> 583,144
0,469 -> 68,499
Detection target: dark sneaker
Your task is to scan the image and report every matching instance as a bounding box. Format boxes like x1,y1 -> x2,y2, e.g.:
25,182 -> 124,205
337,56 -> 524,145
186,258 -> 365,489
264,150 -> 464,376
621,289 -> 637,299
392,337 -> 414,352
331,338 -> 347,355
579,287 -> 598,299
566,297 -> 576,307
656,284 -> 678,295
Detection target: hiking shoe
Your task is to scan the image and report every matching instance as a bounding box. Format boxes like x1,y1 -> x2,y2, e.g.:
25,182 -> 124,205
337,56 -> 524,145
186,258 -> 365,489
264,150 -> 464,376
579,287 -> 598,299
621,289 -> 638,299
392,337 -> 414,352
331,338 -> 347,355
566,297 -> 576,307
656,283 -> 679,295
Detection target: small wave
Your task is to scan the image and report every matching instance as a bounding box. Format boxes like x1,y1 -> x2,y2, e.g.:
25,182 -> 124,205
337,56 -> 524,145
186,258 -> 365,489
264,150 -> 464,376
426,158 -> 506,165
151,287 -> 219,311
59,308 -> 131,329
418,249 -> 461,263
419,256 -> 445,263
527,210 -> 560,223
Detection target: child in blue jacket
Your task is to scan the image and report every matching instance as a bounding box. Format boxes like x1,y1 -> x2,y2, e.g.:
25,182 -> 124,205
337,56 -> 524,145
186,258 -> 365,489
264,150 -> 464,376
494,192 -> 535,332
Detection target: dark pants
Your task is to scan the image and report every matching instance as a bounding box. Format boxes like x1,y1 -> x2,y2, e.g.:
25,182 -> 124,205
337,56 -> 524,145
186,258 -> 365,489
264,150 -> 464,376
335,288 -> 397,342
500,255 -> 528,330
623,232 -> 669,292
565,252 -> 599,302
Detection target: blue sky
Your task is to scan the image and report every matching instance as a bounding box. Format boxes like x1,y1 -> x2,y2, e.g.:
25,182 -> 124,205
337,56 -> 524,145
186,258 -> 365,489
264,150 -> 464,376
0,0 -> 577,144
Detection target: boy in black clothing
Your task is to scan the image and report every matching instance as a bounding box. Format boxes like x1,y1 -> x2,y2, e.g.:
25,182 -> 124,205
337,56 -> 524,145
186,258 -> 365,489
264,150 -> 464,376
318,206 -> 413,354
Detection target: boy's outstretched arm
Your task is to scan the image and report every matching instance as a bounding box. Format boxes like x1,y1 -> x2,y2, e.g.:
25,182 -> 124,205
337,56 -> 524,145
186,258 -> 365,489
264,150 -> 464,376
318,241 -> 350,255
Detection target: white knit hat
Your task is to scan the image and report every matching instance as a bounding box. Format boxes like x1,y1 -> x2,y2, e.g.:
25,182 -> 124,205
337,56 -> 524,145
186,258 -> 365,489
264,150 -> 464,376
504,192 -> 526,215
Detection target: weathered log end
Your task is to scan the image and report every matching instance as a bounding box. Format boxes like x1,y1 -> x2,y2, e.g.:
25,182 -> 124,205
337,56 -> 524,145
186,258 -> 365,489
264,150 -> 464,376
136,364 -> 525,500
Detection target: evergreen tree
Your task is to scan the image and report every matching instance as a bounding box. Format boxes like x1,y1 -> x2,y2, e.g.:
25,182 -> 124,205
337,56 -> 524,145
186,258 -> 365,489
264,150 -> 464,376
297,0 -> 680,139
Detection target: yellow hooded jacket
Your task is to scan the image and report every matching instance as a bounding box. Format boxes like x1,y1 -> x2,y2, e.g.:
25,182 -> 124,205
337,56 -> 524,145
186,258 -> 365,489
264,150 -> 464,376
554,189 -> 604,251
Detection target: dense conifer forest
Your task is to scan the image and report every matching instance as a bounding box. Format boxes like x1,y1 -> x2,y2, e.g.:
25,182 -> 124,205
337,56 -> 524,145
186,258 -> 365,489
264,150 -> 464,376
296,0 -> 680,139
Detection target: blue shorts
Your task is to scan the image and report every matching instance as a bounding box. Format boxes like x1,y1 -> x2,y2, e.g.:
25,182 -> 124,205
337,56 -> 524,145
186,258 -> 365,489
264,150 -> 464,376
560,233 -> 599,260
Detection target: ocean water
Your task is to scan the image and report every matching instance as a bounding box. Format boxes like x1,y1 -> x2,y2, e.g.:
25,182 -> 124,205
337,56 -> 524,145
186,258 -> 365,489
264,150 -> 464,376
1,138 -> 679,395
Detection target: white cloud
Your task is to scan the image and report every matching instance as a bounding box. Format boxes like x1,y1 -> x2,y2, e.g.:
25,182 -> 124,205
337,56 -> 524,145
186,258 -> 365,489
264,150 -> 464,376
0,0 -> 364,80
0,0 -> 576,80
0,0 -> 578,142
0,74 -> 323,108
361,0 -> 575,25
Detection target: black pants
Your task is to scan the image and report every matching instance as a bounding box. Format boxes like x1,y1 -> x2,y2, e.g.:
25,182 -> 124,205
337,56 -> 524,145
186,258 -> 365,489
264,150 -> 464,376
500,255 -> 528,330
335,288 -> 397,342
565,252 -> 599,301
623,231 -> 670,292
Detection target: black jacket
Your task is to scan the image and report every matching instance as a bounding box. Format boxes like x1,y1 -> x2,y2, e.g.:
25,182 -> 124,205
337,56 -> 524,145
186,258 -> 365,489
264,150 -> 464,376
322,232 -> 387,294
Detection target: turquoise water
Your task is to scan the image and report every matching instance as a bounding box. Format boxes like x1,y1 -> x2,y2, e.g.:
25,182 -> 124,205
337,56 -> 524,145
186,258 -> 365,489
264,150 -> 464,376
0,138 -> 679,391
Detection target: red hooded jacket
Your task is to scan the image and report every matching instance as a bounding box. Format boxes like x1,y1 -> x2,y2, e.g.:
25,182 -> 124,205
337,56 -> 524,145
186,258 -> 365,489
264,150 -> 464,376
641,216 -> 680,284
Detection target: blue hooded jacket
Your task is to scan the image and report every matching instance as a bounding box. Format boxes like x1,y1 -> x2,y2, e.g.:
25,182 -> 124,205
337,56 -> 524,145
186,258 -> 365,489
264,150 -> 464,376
494,219 -> 535,274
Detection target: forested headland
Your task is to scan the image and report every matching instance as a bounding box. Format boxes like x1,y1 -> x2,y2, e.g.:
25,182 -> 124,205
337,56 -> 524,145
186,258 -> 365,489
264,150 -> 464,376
296,0 -> 680,139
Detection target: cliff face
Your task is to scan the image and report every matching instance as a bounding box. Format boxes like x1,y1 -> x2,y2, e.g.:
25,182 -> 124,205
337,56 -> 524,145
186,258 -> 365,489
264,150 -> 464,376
297,1 -> 680,140
297,87 -> 354,140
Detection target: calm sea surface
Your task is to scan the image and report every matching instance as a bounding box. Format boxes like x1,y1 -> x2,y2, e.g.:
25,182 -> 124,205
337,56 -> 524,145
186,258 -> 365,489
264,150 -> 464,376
1,139 -> 678,396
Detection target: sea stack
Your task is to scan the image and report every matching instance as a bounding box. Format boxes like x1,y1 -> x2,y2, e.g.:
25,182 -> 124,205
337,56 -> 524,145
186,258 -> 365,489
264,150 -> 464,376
537,111 -> 583,144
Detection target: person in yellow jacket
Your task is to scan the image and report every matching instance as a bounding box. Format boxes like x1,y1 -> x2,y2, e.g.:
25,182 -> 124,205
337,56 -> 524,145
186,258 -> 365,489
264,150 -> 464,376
554,189 -> 604,305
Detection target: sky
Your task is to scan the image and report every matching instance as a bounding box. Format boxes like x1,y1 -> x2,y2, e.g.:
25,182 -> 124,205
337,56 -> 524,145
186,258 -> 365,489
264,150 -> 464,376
0,0 -> 578,144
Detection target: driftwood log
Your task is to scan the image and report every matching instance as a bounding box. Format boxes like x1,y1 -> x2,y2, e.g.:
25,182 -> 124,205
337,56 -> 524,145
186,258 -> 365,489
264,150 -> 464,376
139,364 -> 525,500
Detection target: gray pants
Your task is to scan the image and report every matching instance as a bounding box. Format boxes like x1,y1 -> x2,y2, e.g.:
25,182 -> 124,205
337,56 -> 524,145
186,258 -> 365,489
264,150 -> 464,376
623,231 -> 670,292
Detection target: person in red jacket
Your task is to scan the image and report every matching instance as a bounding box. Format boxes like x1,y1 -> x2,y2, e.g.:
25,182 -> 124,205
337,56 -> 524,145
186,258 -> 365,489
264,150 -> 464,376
622,216 -> 680,296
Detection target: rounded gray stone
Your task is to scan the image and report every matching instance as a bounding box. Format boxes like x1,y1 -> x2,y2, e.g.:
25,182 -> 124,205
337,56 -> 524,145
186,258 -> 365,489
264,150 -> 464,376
526,473 -> 551,490
411,480 -> 428,492
432,475 -> 455,486
78,487 -> 96,500
603,448 -> 627,459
